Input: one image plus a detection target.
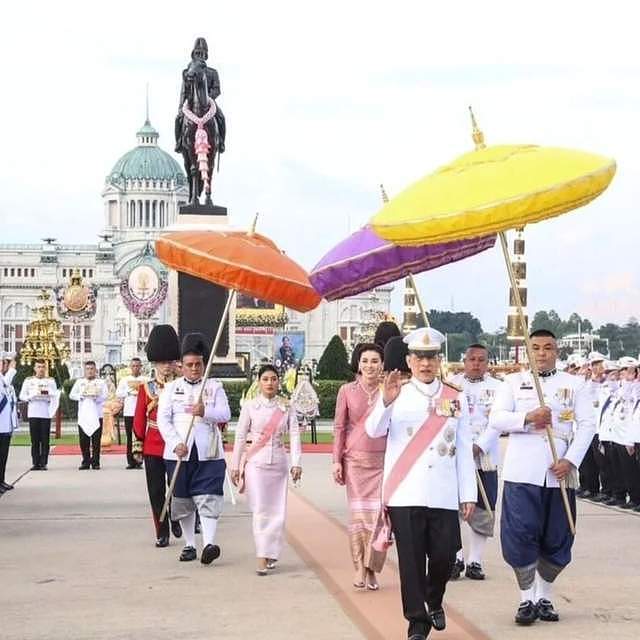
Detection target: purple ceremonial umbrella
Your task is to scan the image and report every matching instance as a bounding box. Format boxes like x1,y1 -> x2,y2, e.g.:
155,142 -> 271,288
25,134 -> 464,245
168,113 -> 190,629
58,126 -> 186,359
310,225 -> 496,301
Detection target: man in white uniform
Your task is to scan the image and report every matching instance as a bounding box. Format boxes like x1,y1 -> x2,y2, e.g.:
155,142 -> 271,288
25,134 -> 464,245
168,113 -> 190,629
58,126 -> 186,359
1,354 -> 17,386
449,344 -> 502,581
69,362 -> 109,470
366,328 -> 476,640
489,329 -> 595,625
158,333 -> 231,565
19,359 -> 59,470
0,370 -> 18,494
116,357 -> 148,469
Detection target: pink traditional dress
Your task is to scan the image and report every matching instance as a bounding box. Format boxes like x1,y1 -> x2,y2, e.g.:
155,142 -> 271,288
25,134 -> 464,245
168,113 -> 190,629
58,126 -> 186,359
232,395 -> 302,560
333,380 -> 387,573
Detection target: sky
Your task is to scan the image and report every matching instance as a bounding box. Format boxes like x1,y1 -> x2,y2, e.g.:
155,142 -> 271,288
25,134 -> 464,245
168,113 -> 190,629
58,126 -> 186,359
0,0 -> 638,332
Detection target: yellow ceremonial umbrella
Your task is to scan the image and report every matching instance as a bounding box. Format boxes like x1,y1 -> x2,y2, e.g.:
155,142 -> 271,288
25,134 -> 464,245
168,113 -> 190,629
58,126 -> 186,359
371,110 -> 617,535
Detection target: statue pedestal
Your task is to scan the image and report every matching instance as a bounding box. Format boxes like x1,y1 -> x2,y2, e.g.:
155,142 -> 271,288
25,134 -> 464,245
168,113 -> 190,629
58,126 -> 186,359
168,202 -> 244,379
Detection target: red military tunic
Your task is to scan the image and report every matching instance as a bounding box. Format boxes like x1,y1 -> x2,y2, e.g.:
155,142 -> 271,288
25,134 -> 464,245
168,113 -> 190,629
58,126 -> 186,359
133,379 -> 169,457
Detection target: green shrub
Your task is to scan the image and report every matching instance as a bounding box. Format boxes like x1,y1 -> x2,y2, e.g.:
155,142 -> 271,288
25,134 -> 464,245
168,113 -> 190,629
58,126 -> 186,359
222,381 -> 250,418
315,379 -> 347,419
317,335 -> 353,381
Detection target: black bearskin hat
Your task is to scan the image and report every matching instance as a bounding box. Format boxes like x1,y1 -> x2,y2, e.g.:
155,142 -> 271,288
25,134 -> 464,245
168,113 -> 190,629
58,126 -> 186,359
145,325 -> 180,362
181,332 -> 210,362
374,321 -> 401,350
383,336 -> 410,373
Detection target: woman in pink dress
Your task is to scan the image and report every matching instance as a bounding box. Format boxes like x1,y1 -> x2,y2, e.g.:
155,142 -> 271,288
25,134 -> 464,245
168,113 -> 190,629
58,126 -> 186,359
231,365 -> 302,575
332,343 -> 387,590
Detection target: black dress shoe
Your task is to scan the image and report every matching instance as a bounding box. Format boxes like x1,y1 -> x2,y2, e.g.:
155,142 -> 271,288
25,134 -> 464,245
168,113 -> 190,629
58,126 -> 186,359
620,501 -> 636,509
40,465 -> 48,471
449,558 -> 465,580
1,481 -> 14,491
201,544 -> 221,565
78,464 -> 90,470
465,561 -> 485,580
604,496 -> 622,506
590,493 -> 609,502
575,488 -> 586,497
408,635 -> 426,640
31,465 -> 41,471
171,520 -> 183,538
126,464 -> 137,469
537,598 -> 559,622
179,545 -> 197,561
155,536 -> 169,548
515,600 -> 538,625
580,490 -> 594,499
91,463 -> 101,470
633,504 -> 640,512
0,486 -> 6,495
430,608 -> 446,630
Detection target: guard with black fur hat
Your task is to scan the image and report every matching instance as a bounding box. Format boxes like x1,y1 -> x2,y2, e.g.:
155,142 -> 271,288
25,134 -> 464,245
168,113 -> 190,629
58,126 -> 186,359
133,324 -> 183,548
158,332 -> 231,565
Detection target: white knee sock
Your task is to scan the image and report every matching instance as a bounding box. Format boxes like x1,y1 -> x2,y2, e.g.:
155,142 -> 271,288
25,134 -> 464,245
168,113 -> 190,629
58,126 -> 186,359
519,586 -> 535,603
534,573 -> 553,601
200,515 -> 218,546
468,530 -> 488,565
181,512 -> 196,548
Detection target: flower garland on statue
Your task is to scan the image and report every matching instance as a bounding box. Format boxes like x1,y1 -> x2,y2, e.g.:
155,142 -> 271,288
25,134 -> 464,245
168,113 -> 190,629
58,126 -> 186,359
182,97 -> 217,192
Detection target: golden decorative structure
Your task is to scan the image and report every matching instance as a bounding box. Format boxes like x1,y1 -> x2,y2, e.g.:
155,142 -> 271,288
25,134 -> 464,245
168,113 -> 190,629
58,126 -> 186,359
20,290 -> 70,368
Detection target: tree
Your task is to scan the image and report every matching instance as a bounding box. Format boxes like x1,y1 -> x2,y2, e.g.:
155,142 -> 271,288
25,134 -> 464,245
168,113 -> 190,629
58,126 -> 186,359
316,335 -> 354,381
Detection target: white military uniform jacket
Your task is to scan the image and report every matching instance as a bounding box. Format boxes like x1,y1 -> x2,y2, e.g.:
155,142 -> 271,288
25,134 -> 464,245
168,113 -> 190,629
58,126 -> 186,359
19,376 -> 60,419
596,381 -> 619,443
449,372 -> 503,469
157,377 -> 231,461
610,381 -> 638,446
115,375 -> 148,417
489,370 -> 595,488
0,373 -> 18,434
69,377 -> 109,436
366,378 -> 477,509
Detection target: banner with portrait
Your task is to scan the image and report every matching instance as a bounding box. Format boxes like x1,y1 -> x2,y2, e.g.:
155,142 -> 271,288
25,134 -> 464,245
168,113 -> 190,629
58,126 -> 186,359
273,332 -> 305,372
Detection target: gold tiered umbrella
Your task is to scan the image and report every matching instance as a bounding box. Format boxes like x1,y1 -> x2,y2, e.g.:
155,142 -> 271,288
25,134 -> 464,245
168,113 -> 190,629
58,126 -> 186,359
370,110 -> 617,534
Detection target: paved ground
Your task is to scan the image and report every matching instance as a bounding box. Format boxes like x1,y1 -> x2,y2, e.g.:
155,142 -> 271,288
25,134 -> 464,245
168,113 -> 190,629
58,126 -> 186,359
2,443 -> 640,639
0,448 -> 362,640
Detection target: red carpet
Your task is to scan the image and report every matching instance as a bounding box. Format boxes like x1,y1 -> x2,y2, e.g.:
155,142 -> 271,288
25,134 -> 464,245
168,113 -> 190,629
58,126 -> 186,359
52,443 -> 333,456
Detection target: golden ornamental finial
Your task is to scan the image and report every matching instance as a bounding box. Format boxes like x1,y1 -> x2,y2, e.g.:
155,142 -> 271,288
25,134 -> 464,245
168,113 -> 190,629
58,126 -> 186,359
380,184 -> 389,204
469,106 -> 486,150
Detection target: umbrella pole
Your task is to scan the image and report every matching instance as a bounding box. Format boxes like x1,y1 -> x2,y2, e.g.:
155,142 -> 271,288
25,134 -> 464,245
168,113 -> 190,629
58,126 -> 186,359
160,288 -> 238,522
409,273 -> 493,516
498,231 -> 576,535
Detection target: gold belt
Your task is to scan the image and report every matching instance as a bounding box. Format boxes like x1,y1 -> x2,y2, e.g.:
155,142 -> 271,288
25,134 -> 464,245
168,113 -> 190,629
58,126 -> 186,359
148,419 -> 159,430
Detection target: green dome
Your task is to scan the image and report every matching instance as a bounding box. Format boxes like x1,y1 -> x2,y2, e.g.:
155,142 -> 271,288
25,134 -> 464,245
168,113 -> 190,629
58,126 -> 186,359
107,120 -> 186,188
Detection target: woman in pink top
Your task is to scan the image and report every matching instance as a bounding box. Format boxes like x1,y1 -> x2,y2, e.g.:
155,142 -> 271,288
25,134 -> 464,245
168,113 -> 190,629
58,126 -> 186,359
231,365 -> 302,575
332,343 -> 387,590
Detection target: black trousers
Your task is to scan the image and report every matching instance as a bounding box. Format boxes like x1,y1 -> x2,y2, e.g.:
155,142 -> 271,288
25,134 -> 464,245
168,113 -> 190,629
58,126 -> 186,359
612,443 -> 640,503
0,433 -> 11,484
579,435 -> 600,494
124,416 -> 136,466
78,421 -> 102,466
593,437 -> 612,496
143,454 -> 179,539
29,417 -> 51,467
388,506 -> 460,637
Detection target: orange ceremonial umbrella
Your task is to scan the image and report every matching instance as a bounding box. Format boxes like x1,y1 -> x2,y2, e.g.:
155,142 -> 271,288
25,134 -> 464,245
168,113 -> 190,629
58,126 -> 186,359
155,219 -> 320,518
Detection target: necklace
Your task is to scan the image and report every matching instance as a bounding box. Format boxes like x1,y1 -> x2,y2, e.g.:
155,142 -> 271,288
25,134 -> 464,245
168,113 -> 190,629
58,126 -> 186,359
410,379 -> 441,410
358,380 -> 379,406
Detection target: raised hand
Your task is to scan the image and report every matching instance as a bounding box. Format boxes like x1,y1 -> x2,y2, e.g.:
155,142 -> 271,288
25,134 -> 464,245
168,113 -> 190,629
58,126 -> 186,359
383,370 -> 403,407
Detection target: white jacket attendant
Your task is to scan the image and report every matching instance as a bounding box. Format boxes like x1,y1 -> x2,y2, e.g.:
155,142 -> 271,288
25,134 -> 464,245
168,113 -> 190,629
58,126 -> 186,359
19,376 -> 60,419
489,370 -> 595,488
449,373 -> 503,469
157,377 -> 231,461
69,378 -> 109,436
115,375 -> 148,417
366,378 -> 477,509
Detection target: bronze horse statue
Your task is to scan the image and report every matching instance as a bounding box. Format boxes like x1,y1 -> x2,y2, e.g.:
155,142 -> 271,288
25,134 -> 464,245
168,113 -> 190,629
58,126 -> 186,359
178,58 -> 219,205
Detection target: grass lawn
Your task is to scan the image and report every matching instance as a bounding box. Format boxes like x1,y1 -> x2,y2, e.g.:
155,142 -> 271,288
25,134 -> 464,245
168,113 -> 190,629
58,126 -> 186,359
10,432 -> 334,446
11,434 -> 79,447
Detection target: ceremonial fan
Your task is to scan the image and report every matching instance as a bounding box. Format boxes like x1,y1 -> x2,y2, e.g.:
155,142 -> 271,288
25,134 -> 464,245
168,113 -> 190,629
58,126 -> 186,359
156,217 -> 321,519
370,109 -> 617,533
310,189 -> 497,515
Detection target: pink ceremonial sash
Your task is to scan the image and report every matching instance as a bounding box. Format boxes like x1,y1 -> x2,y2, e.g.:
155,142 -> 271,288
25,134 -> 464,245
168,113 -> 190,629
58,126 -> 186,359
372,384 -> 457,552
237,407 -> 286,494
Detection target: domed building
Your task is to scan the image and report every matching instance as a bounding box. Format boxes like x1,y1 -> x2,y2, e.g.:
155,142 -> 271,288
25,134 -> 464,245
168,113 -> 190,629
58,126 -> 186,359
0,115 -> 188,371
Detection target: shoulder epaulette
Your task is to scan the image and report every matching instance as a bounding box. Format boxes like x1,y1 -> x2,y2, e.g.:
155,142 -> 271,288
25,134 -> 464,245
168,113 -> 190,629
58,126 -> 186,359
443,380 -> 462,392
